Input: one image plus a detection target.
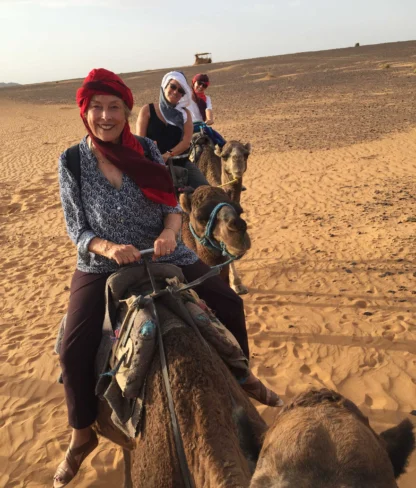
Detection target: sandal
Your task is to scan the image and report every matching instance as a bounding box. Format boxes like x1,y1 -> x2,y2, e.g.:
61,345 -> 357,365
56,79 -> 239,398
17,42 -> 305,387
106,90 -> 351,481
53,431 -> 98,487
241,378 -> 284,407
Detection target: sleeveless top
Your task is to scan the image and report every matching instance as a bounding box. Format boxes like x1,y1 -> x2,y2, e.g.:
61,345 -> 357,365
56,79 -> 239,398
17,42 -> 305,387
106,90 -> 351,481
146,103 -> 182,155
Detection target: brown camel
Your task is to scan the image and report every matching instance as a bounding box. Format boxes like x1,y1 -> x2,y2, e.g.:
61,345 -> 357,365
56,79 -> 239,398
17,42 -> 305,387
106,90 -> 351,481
130,325 -> 267,487
250,388 -> 415,488
96,311 -> 267,487
179,185 -> 250,295
189,135 -> 251,294
190,134 -> 251,204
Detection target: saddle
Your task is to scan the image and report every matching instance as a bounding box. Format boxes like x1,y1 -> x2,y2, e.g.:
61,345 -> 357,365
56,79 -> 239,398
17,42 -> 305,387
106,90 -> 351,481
55,263 -> 249,446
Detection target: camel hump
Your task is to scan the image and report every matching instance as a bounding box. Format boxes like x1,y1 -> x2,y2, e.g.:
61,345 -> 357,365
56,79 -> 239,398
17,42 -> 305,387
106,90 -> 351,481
252,388 -> 416,487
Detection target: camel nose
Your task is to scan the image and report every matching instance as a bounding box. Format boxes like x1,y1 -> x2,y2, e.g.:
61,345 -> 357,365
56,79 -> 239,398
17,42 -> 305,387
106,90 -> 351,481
231,166 -> 244,178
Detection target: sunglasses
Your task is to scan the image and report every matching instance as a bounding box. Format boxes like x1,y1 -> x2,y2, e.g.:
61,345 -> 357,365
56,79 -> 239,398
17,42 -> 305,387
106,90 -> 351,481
197,81 -> 208,88
168,83 -> 186,96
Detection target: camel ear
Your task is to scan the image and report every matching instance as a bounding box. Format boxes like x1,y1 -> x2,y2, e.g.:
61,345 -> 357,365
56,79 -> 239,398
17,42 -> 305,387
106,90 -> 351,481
214,145 -> 222,157
179,192 -> 193,214
244,143 -> 251,154
380,419 -> 415,478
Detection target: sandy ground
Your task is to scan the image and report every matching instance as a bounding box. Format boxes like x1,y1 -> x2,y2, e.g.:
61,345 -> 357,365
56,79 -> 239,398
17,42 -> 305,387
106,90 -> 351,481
1,41 -> 416,487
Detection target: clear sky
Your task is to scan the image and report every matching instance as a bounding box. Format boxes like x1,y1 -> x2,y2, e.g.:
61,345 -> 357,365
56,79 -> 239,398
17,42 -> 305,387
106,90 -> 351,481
1,0 -> 415,85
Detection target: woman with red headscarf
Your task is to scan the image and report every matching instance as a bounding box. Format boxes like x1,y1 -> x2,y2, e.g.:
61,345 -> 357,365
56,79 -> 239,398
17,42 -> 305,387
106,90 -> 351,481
189,73 -> 226,148
55,68 -> 282,487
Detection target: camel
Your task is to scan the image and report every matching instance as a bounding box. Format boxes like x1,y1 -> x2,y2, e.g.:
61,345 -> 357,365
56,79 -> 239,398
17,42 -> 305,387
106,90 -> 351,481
189,136 -> 251,294
190,134 -> 251,205
179,185 -> 250,295
95,296 -> 267,487
129,325 -> 267,487
250,388 -> 415,488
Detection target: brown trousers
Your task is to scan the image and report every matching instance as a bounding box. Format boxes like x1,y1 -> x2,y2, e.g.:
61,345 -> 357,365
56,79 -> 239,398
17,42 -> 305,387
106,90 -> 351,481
60,259 -> 249,429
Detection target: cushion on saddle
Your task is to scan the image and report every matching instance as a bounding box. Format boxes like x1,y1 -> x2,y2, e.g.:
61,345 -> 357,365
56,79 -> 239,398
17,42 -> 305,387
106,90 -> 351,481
94,263 -> 186,438
106,262 -> 184,304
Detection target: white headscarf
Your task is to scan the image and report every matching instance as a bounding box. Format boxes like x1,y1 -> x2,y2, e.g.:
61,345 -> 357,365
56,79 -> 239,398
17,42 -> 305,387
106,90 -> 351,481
160,71 -> 192,127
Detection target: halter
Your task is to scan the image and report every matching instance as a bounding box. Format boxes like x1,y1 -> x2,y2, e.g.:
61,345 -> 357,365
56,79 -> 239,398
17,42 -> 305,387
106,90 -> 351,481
188,202 -> 241,266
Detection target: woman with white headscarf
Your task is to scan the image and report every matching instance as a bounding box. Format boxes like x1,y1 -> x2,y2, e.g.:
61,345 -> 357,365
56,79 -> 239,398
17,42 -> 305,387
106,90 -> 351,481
136,71 -> 209,189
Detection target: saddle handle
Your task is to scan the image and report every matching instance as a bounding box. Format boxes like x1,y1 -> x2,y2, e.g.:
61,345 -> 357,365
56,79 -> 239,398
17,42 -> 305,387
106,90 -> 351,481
139,248 -> 154,258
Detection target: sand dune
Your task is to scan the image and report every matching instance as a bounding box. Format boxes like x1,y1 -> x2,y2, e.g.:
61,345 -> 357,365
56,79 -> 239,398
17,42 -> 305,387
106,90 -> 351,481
0,41 -> 415,486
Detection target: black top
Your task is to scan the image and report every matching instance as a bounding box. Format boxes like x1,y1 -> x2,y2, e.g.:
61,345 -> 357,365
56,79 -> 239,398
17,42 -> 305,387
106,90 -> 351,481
146,103 -> 182,154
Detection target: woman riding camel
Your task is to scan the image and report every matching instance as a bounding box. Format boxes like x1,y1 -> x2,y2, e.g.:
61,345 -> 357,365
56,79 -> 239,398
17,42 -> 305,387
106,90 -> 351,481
136,70 -> 208,190
55,68 -> 282,487
188,73 -> 226,147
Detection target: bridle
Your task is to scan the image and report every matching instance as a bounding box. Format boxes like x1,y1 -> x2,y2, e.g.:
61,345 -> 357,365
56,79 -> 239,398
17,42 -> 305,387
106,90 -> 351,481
188,202 -> 242,266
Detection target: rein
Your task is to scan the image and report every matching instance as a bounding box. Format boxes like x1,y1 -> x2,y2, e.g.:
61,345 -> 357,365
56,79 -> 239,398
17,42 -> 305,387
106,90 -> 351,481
140,254 -> 236,488
218,177 -> 239,188
120,251 -> 243,487
143,258 -> 196,488
188,202 -> 241,265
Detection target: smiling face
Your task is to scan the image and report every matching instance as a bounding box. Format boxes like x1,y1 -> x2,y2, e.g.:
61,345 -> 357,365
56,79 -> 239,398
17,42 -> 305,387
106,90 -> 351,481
164,79 -> 185,105
86,94 -> 127,143
193,81 -> 207,93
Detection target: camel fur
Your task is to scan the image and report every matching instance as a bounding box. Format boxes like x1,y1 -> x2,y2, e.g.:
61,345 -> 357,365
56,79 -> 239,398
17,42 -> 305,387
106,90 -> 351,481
93,272 -> 267,487
250,388 -> 415,488
129,323 -> 267,487
191,134 -> 251,205
179,186 -> 250,294
190,136 -> 251,293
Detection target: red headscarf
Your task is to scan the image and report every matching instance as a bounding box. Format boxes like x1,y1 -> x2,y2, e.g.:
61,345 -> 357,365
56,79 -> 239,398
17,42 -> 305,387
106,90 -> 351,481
192,74 -> 210,121
76,68 -> 177,207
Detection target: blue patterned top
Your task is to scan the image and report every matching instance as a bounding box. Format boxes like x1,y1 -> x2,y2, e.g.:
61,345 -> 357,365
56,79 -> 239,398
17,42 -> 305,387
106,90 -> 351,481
58,136 -> 198,273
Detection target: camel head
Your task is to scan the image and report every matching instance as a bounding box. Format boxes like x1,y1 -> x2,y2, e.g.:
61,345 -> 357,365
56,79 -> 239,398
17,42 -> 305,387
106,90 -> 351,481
251,388 -> 415,488
179,186 -> 251,258
215,140 -> 251,179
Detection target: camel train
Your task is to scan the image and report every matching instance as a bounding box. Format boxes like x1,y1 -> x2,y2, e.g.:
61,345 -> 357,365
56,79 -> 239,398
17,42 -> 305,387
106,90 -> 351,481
92,139 -> 414,488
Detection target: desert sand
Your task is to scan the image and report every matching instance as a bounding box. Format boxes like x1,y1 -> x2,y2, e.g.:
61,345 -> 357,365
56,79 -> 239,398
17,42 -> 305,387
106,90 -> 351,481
1,41 -> 415,487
